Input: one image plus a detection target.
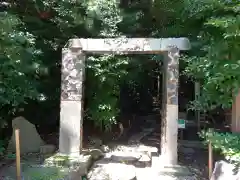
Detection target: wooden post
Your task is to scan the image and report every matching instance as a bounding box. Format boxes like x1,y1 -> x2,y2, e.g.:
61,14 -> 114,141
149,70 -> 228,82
15,129 -> 21,180
208,141 -> 213,179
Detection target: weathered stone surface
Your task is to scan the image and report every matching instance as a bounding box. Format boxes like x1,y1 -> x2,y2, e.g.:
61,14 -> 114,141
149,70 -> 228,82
88,149 -> 104,160
61,46 -> 85,101
88,144 -> 160,180
75,38 -> 191,53
88,162 -> 136,180
59,45 -> 85,155
7,116 -> 45,154
110,151 -> 142,163
210,160 -> 239,180
161,47 -> 180,165
100,145 -> 110,153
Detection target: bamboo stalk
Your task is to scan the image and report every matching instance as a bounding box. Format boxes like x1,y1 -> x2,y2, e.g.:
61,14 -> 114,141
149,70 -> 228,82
15,129 -> 21,180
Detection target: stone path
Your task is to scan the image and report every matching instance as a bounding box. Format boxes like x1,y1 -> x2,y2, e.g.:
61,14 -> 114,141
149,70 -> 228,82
87,143 -> 197,180
87,114 -> 201,180
139,118 -> 209,179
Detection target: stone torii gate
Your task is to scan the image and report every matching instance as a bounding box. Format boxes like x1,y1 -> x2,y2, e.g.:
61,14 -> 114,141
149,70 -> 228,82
59,38 -> 190,165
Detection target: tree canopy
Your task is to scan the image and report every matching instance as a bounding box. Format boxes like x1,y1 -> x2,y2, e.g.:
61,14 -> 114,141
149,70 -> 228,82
0,0 -> 239,129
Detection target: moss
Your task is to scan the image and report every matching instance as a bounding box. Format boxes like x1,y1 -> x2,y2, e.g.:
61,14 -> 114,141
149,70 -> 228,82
23,166 -> 66,180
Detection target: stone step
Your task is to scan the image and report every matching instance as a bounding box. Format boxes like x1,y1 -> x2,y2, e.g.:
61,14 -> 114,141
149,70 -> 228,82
109,151 -> 152,168
88,145 -> 159,180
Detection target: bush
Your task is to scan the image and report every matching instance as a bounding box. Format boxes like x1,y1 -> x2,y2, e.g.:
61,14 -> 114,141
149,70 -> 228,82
200,129 -> 240,165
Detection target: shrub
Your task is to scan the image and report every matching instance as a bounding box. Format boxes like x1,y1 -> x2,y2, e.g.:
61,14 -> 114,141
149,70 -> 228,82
200,129 -> 240,165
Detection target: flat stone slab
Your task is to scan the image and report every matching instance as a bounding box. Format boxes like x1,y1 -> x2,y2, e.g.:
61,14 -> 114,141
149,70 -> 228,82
110,151 -> 142,162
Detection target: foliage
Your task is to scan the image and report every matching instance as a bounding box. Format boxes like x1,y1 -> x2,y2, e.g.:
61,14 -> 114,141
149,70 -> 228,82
200,129 -> 240,165
0,0 -> 159,131
1,0 -> 240,131
0,5 -> 43,125
85,55 -> 127,130
24,169 -> 65,180
183,0 -> 240,110
83,0 -> 127,130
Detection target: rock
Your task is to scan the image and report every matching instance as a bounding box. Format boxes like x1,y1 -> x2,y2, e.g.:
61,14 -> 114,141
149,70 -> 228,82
88,162 -> 136,180
210,160 -> 238,180
7,116 -> 45,154
110,151 -> 142,163
89,149 -> 104,160
100,145 -> 110,153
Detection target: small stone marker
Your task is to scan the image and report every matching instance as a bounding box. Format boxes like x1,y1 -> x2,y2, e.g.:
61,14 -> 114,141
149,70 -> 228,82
7,116 -> 45,154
